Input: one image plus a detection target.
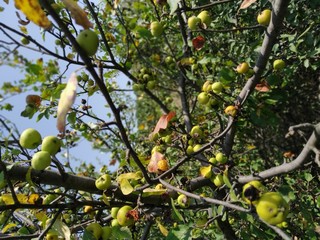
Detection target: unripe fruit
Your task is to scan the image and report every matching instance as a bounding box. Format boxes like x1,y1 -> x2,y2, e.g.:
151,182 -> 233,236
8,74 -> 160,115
188,16 -> 201,30
95,174 -> 112,190
197,10 -> 211,27
147,80 -> 156,90
31,151 -> 51,170
41,136 -> 62,156
236,62 -> 249,74
76,29 -> 99,56
110,207 -> 119,219
177,194 -> 190,208
46,230 -> 59,240
19,128 -> 42,149
215,152 -> 227,164
242,180 -> 267,205
193,144 -> 202,152
21,37 -> 30,45
212,174 -> 224,187
117,205 -> 134,226
86,222 -> 103,240
257,9 -> 271,26
273,59 -> 285,71
197,92 -> 210,105
211,82 -> 223,94
101,226 -> 112,240
186,145 -> 194,155
190,125 -> 203,138
256,192 -> 289,225
202,80 -> 212,92
150,21 -> 164,37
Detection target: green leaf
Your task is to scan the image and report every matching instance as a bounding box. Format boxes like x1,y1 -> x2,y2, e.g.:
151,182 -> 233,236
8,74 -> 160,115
166,224 -> 192,240
168,0 -> 181,14
111,226 -> 132,240
304,172 -> 313,182
67,111 -> 77,125
170,198 -> 184,222
83,229 -> 97,240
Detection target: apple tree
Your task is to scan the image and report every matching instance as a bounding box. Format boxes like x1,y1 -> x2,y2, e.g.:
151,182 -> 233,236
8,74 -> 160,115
0,0 -> 320,239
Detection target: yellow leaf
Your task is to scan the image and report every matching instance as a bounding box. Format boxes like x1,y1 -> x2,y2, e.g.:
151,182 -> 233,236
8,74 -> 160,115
119,178 -> 134,195
142,188 -> 166,197
157,221 -> 168,237
2,223 -> 17,233
61,0 -> 93,29
57,72 -> 78,132
117,172 -> 142,182
14,0 -> 52,29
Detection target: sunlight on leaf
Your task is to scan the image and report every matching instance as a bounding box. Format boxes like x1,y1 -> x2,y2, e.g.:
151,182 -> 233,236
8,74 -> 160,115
57,72 -> 78,133
142,188 -> 167,197
2,223 -> 17,233
14,0 -> 52,29
61,0 -> 93,29
119,178 -> 134,195
157,220 -> 169,237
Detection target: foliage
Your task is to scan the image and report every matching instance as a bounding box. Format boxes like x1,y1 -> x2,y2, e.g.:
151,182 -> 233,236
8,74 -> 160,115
0,0 -> 320,239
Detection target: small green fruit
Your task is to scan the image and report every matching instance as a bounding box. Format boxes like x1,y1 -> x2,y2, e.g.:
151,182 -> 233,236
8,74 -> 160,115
190,125 -> 203,138
19,128 -> 42,149
31,151 -> 51,170
110,207 -> 119,219
215,152 -> 227,164
197,10 -> 211,27
256,192 -> 289,225
150,21 -> 164,37
76,29 -> 99,56
273,59 -> 285,71
197,92 -> 210,105
177,194 -> 190,208
86,222 -> 103,240
193,144 -> 202,152
95,174 -> 112,190
186,145 -> 194,155
21,37 -> 30,45
41,136 -> 62,156
212,174 -> 224,187
116,205 -> 134,226
188,16 -> 201,30
211,82 -> 223,94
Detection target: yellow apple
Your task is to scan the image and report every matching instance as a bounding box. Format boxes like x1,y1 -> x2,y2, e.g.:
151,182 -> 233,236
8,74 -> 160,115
177,194 -> 190,208
236,62 -> 249,74
86,222 -> 103,240
212,174 -> 224,187
188,16 -> 201,30
257,9 -> 271,26
224,105 -> 237,117
95,174 -> 112,190
242,180 -> 267,205
273,59 -> 285,71
116,205 -> 134,226
197,10 -> 211,27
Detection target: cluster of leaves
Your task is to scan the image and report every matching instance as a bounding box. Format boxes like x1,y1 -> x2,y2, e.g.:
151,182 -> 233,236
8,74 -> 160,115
0,0 -> 320,239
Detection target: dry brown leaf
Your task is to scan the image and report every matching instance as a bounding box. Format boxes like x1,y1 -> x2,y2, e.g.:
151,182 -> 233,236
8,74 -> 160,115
239,0 -> 257,9
61,0 -> 93,29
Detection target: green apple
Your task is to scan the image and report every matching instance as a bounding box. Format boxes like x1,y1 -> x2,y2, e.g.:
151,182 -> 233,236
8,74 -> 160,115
215,152 -> 227,164
211,82 -> 223,94
202,80 -> 212,92
273,59 -> 285,71
41,136 -> 62,156
21,37 -> 30,45
212,174 -> 224,187
197,92 -> 210,105
188,16 -> 201,30
146,80 -> 156,90
132,83 -> 143,91
19,128 -> 42,149
46,230 -> 59,240
236,62 -> 249,74
31,151 -> 51,170
177,194 -> 190,208
186,145 -> 194,155
190,125 -> 203,138
95,174 -> 112,190
256,192 -> 289,225
257,9 -> 271,26
76,29 -> 99,56
111,218 -> 120,227
110,207 -> 120,219
101,226 -> 112,240
150,21 -> 164,37
197,10 -> 211,27
116,205 -> 134,226
86,222 -> 103,240
242,180 -> 267,205
209,157 -> 217,165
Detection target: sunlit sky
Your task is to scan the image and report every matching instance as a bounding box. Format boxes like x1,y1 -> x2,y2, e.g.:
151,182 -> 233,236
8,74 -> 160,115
0,1 -> 131,172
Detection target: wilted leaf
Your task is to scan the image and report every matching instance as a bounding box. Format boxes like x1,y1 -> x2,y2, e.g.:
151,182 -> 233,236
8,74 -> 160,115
147,151 -> 164,173
150,111 -> 175,137
168,0 -> 181,15
192,36 -> 205,50
255,80 -> 270,92
57,72 -> 78,133
26,94 -> 41,108
61,0 -> 93,29
239,0 -> 257,9
119,178 -> 134,195
0,193 -> 40,205
117,172 -> 142,182
50,218 -> 71,240
14,0 -> 52,29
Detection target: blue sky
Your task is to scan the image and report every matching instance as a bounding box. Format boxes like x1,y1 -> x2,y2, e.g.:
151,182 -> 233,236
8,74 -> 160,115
0,1 -> 131,172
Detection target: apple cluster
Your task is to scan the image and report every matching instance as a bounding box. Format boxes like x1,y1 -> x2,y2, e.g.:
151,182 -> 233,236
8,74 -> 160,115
242,181 -> 289,226
19,128 -> 62,171
132,67 -> 157,91
187,10 -> 212,30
